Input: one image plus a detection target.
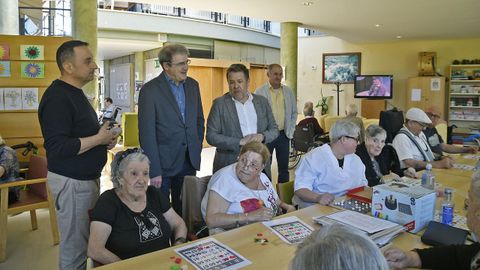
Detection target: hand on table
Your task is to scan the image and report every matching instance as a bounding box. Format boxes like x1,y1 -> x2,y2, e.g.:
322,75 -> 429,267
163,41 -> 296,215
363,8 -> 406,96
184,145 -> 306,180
383,246 -> 421,269
404,167 -> 417,178
317,193 -> 335,205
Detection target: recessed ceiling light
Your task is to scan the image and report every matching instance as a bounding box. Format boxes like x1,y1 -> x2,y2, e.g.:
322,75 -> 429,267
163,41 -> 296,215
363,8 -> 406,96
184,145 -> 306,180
375,24 -> 382,28
396,35 -> 403,39
303,1 -> 314,6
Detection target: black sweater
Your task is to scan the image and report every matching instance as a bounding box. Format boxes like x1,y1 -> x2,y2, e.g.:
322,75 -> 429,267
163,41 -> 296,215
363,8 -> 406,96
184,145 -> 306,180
417,243 -> 480,270
38,80 -> 107,180
355,143 -> 403,187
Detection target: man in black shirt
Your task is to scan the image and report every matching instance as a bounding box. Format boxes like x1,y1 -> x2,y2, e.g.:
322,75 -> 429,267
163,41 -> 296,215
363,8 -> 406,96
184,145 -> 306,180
424,107 -> 477,159
38,40 -> 118,270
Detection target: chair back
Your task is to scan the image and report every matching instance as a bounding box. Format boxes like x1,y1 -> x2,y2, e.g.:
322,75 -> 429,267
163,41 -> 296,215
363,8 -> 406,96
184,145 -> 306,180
317,114 -> 329,130
277,181 -> 294,205
379,109 -> 404,143
26,155 -> 48,199
436,123 -> 447,142
363,118 -> 379,129
181,175 -> 211,237
324,116 -> 343,133
293,124 -> 315,153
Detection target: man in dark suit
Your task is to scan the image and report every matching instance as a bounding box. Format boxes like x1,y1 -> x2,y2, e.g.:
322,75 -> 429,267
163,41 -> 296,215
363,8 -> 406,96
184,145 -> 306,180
138,43 -> 204,216
206,63 -> 278,175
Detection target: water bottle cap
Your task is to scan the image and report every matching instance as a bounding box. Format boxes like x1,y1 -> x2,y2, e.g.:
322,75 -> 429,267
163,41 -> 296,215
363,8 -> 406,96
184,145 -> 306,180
426,163 -> 432,170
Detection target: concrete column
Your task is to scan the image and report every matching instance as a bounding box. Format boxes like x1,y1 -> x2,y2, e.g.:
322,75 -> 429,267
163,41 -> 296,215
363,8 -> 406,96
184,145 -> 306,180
280,22 -> 299,98
134,51 -> 145,81
0,0 -> 19,35
72,0 -> 98,107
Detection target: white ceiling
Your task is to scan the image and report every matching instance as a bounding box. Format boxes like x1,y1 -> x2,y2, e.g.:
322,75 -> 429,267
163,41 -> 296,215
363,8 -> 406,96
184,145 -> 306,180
140,0 -> 480,43
98,38 -> 162,60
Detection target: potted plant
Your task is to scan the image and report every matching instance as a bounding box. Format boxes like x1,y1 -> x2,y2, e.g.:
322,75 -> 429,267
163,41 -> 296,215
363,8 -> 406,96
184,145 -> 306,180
315,88 -> 329,115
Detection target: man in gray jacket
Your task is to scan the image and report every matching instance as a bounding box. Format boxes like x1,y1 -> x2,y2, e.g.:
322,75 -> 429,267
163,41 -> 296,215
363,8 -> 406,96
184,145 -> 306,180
207,63 -> 278,175
255,64 -> 297,183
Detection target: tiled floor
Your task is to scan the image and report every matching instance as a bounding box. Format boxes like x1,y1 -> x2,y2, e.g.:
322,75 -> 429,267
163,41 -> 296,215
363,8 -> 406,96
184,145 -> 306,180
1,146 -> 294,269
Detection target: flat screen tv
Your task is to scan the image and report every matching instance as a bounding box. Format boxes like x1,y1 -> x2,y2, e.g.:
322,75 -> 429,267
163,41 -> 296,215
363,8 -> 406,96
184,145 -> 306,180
354,75 -> 393,99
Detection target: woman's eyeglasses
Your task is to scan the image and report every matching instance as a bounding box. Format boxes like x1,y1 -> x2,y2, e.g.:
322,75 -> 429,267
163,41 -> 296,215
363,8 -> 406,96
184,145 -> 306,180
238,157 -> 262,171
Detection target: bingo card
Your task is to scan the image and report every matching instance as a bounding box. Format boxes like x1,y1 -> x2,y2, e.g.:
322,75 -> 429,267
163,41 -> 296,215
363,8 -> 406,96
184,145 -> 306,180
175,238 -> 251,270
263,216 -> 314,245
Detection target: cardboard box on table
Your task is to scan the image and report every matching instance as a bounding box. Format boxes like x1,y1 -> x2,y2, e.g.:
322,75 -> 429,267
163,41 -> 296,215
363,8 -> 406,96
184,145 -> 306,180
372,181 -> 436,233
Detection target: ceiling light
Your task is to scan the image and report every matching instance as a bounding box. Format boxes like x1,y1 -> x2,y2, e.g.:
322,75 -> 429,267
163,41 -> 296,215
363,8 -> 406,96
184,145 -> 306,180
396,35 -> 403,39
375,24 -> 382,28
303,1 -> 314,6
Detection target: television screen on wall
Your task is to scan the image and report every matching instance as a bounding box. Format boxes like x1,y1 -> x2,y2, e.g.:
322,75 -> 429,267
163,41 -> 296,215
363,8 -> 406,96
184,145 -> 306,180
354,75 -> 393,99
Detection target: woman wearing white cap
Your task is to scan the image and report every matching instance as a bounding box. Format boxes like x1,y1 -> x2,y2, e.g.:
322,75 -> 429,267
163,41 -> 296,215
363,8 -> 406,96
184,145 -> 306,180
392,107 -> 454,170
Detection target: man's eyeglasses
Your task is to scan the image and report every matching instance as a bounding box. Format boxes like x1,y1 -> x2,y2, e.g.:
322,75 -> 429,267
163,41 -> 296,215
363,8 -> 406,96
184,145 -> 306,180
238,157 -> 262,171
344,135 -> 359,144
168,59 -> 191,68
117,148 -> 144,164
414,121 -> 428,129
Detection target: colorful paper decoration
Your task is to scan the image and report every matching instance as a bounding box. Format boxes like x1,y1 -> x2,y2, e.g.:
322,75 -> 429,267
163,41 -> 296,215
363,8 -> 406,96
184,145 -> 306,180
20,45 -> 44,60
4,88 -> 22,110
0,44 -> 10,60
21,62 -> 45,78
0,61 -> 11,77
21,88 -> 39,110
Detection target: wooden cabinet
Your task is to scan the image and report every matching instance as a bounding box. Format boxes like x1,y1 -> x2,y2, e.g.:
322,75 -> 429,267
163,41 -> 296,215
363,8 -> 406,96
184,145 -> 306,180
406,76 -> 446,120
447,65 -> 480,145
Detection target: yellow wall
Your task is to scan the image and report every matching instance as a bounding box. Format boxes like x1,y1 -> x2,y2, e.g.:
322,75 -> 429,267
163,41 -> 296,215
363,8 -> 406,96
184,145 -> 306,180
297,36 -> 480,117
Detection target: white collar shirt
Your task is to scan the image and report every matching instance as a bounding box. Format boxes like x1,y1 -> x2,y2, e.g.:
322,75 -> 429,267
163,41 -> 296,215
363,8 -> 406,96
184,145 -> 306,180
392,126 -> 434,168
294,144 -> 367,197
232,93 -> 257,137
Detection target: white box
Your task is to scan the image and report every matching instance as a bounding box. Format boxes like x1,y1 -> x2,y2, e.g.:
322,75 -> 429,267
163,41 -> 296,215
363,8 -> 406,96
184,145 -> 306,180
372,181 -> 436,233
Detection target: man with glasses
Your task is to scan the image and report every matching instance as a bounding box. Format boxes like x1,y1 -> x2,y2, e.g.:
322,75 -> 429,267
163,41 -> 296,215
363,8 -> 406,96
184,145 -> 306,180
424,107 -> 477,158
39,40 -> 119,270
138,43 -> 204,217
293,120 -> 367,209
392,107 -> 453,170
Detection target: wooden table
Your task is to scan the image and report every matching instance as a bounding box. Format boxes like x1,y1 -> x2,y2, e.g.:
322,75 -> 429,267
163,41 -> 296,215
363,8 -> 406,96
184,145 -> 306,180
97,204 -> 428,270
432,153 -> 478,178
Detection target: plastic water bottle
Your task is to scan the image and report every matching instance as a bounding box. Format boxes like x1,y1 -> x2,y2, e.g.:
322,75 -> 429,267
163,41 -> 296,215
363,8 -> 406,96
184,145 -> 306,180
421,163 -> 435,189
442,188 -> 454,226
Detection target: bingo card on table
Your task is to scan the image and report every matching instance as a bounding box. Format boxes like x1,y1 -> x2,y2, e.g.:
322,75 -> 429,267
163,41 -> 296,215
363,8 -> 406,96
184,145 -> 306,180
175,238 -> 251,270
263,216 -> 314,245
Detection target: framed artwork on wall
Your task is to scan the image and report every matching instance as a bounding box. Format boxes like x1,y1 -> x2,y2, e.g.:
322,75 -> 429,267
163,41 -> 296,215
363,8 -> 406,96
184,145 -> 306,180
322,52 -> 361,84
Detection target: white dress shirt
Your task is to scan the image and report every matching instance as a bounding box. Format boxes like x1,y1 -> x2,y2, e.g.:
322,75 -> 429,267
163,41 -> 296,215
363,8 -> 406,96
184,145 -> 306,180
232,94 -> 257,137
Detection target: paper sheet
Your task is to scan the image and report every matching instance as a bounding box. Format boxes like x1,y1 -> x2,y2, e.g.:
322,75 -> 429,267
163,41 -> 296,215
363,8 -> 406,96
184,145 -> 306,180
263,216 -> 314,244
411,88 -> 421,101
326,210 -> 399,234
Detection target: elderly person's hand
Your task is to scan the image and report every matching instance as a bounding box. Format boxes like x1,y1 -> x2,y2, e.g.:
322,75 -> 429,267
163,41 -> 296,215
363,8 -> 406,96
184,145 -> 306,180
317,193 -> 335,205
383,246 -> 421,269
248,207 -> 275,222
435,156 -> 455,169
464,146 -> 478,154
403,167 -> 417,178
150,175 -> 162,188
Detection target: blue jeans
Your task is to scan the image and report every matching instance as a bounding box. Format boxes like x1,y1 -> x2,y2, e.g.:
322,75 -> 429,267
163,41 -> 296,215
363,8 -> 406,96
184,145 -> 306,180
267,130 -> 290,183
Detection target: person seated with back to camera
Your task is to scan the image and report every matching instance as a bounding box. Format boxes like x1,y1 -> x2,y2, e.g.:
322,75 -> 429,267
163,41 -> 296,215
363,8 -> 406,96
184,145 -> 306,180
343,104 -> 365,144
296,101 -> 324,139
356,125 -> 417,187
384,169 -> 480,270
88,148 -> 187,265
290,224 -> 390,270
293,120 -> 368,209
201,141 -> 296,235
0,135 -> 22,204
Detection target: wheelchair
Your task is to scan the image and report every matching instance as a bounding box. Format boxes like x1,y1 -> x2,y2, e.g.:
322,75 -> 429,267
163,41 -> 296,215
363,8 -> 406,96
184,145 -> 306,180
288,124 -> 327,169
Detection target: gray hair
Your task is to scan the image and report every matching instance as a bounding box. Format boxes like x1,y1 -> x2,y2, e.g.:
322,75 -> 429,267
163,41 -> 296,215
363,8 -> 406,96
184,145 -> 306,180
291,224 -> 389,270
303,102 -> 314,116
158,43 -> 189,69
470,170 -> 480,201
111,150 -> 150,188
346,104 -> 358,116
365,125 -> 387,139
329,120 -> 360,143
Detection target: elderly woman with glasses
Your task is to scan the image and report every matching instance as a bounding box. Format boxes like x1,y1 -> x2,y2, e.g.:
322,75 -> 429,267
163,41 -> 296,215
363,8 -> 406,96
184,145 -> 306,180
88,149 -> 187,265
201,141 -> 295,234
356,125 -> 417,186
384,170 -> 480,270
293,120 -> 368,208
